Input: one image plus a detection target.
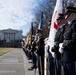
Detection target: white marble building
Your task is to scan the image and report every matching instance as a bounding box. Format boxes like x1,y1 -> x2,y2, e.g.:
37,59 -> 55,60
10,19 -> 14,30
0,28 -> 22,42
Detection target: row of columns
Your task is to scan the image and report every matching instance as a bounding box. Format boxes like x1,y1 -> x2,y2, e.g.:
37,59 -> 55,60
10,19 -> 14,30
4,33 -> 16,42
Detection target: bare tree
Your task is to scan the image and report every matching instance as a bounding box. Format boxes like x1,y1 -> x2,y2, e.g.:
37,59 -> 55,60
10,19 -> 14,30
31,0 -> 76,38
32,0 -> 56,38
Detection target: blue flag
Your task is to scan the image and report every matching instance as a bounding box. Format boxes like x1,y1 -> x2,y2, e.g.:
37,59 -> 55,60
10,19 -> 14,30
38,12 -> 43,30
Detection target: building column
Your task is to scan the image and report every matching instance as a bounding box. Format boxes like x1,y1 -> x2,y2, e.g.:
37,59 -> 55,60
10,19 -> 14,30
14,33 -> 15,41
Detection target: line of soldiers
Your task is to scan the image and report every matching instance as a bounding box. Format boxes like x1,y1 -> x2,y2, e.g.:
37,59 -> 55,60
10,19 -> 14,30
23,29 -> 44,75
46,5 -> 76,75
23,5 -> 76,75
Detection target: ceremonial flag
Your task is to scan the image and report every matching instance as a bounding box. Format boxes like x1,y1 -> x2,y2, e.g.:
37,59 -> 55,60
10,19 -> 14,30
48,0 -> 63,55
26,30 -> 31,45
38,12 -> 43,30
35,12 -> 43,41
31,22 -> 34,36
31,22 -> 34,44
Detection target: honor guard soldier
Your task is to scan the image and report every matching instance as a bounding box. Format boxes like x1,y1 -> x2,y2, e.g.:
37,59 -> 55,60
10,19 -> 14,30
51,13 -> 67,75
36,29 -> 44,75
28,36 -> 37,70
47,20 -> 54,75
60,6 -> 76,75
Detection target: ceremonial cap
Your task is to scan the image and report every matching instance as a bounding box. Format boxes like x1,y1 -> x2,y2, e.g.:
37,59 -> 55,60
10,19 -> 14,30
65,6 -> 76,14
57,13 -> 65,20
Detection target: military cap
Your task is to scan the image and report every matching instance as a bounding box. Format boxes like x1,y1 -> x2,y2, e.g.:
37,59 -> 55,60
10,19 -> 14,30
65,6 -> 76,14
57,13 -> 65,20
56,13 -> 65,25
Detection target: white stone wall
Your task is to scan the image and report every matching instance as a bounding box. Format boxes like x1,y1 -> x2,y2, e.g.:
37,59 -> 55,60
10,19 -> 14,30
0,29 -> 22,41
0,32 -> 4,40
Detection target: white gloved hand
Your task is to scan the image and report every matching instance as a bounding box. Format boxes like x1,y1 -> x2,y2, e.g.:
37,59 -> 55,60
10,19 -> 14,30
59,43 -> 63,48
45,44 -> 48,52
59,43 -> 63,54
49,46 -> 55,58
52,52 -> 55,58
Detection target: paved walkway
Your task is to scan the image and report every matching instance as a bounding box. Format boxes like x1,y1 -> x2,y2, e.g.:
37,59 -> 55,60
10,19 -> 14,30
0,48 -> 38,75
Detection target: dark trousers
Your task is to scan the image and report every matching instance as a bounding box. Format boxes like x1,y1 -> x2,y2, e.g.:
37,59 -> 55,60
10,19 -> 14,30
48,52 -> 54,75
22,48 -> 26,53
28,50 -> 32,59
37,56 -> 44,75
63,62 -> 76,75
32,52 -> 36,68
56,59 -> 61,75
25,49 -> 28,57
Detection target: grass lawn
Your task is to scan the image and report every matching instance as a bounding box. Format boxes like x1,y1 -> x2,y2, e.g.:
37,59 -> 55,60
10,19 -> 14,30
0,48 -> 14,56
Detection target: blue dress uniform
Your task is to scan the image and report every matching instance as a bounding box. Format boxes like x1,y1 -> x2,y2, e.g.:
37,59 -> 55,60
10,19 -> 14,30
47,20 -> 54,75
51,13 -> 67,75
51,24 -> 66,75
48,49 -> 54,75
62,6 -> 76,75
63,19 -> 76,75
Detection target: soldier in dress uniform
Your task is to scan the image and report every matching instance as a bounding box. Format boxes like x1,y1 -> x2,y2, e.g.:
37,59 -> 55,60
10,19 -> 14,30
47,20 -> 54,75
36,29 -> 44,75
60,6 -> 76,75
51,13 -> 67,75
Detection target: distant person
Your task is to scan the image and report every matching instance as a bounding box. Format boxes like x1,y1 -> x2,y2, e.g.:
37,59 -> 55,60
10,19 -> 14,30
21,40 -> 25,53
28,36 -> 37,70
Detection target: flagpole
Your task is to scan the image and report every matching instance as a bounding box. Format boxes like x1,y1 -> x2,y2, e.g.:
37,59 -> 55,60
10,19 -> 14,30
31,22 -> 33,44
62,0 -> 65,14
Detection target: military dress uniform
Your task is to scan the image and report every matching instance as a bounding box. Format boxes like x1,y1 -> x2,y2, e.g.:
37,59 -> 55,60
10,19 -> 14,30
51,13 -> 67,75
52,24 -> 66,75
36,33 -> 44,75
61,6 -> 76,75
62,19 -> 76,75
48,46 -> 54,75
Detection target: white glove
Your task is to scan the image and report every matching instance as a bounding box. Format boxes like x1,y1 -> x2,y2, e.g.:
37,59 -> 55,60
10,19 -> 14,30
59,43 -> 63,54
52,52 -> 55,58
49,46 -> 55,58
59,43 -> 63,48
45,44 -> 48,52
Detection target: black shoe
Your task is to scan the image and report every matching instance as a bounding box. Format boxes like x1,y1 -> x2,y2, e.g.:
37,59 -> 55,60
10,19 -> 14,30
28,66 -> 37,71
28,62 -> 32,63
28,68 -> 34,71
31,66 -> 37,69
28,58 -> 31,60
28,61 -> 32,63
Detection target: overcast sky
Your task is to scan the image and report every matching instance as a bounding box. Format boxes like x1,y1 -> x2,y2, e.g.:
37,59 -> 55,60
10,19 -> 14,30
0,0 -> 38,36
